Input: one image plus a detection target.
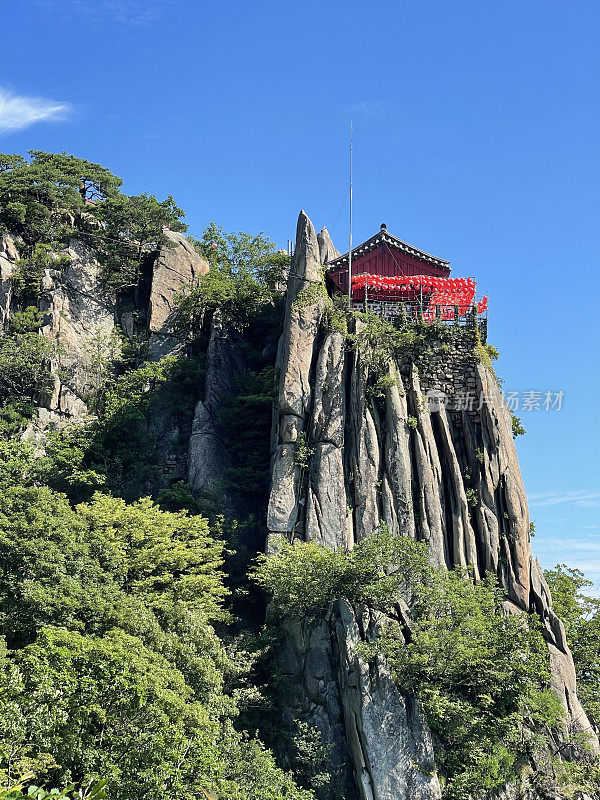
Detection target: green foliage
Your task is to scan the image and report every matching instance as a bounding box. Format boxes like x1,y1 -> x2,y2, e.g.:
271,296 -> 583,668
464,486 -> 479,507
321,300 -> 348,334
375,574 -> 559,798
93,193 -> 186,287
192,222 -> 286,286
511,413 -> 526,438
0,151 -> 189,293
292,280 -> 327,309
9,307 -> 43,334
0,151 -> 121,246
473,337 -> 499,373
0,777 -> 107,800
254,529 -> 565,798
0,486 -> 228,649
406,415 -> 418,430
252,527 -> 432,619
219,366 -> 276,498
12,245 -> 70,301
544,564 -> 600,727
174,224 -> 285,333
483,343 -> 499,360
0,332 -> 57,435
292,432 -> 314,472
349,312 -> 412,379
0,332 -> 56,403
0,484 -> 312,800
38,356 -> 202,503
290,721 -> 333,792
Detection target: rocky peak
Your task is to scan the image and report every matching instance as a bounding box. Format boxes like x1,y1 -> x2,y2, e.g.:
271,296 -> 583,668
317,226 -> 340,264
265,209 -> 599,800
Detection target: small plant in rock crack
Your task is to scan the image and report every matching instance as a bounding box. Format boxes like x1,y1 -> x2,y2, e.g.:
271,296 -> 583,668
293,431 -> 314,470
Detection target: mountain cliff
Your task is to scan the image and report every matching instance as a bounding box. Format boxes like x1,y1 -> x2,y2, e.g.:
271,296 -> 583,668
0,169 -> 597,799
264,212 -> 598,800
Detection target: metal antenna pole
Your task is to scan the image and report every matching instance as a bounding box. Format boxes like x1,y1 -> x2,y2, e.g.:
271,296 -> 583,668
348,122 -> 353,308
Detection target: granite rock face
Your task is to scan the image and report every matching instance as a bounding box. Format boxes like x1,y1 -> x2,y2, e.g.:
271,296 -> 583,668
317,226 -> 340,265
266,210 -> 598,800
0,234 -> 18,328
267,211 -> 328,539
148,229 -> 208,358
38,240 -> 117,416
335,599 -> 442,800
187,314 -> 246,511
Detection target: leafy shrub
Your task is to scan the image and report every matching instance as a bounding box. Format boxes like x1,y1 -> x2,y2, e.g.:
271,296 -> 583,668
253,528 -> 567,798
220,366 -> 276,498
10,307 -> 43,334
12,245 -> 70,301
174,224 -> 286,334
0,485 -> 312,800
0,332 -> 58,434
511,413 -> 526,438
544,564 -> 600,727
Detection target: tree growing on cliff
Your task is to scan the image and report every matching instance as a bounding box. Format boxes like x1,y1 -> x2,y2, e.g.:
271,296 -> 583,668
253,529 -> 566,799
92,193 -> 187,288
174,224 -> 289,333
545,564 -> 600,728
0,151 -> 121,246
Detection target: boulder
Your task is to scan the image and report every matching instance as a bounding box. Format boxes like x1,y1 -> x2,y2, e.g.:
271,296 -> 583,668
148,229 -> 208,357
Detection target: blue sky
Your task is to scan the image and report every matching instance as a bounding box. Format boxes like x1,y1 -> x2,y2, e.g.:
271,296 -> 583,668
2,0 -> 599,586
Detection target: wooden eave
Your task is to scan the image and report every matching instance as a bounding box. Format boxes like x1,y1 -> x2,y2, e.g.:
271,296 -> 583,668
326,229 -> 450,269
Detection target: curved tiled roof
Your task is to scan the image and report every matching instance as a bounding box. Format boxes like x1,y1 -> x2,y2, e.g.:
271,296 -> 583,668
326,225 -> 450,269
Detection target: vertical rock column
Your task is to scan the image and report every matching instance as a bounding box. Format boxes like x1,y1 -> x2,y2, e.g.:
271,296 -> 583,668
267,211 -> 331,547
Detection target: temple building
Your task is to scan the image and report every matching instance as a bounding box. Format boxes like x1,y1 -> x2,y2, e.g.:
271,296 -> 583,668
324,223 -> 487,326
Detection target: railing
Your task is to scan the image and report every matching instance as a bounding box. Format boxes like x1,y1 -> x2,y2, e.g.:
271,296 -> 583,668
351,299 -> 487,326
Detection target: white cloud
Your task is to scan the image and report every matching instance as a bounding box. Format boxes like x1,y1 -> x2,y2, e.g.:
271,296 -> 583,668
0,88 -> 71,135
528,489 -> 600,508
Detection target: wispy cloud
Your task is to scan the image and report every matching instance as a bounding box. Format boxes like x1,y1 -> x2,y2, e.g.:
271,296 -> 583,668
33,0 -> 171,27
336,99 -> 400,118
528,489 -> 600,508
533,534 -> 600,594
0,88 -> 71,135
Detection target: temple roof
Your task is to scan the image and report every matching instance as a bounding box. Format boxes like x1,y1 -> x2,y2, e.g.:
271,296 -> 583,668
326,223 -> 450,269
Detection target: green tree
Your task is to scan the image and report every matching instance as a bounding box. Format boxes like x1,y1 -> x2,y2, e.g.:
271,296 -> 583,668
0,151 -> 121,246
0,332 -> 57,434
253,529 -> 566,798
12,244 -> 70,302
35,356 -> 203,503
93,193 -> 186,287
544,564 -> 600,727
0,485 -> 312,800
174,225 -> 288,334
194,222 -> 285,284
